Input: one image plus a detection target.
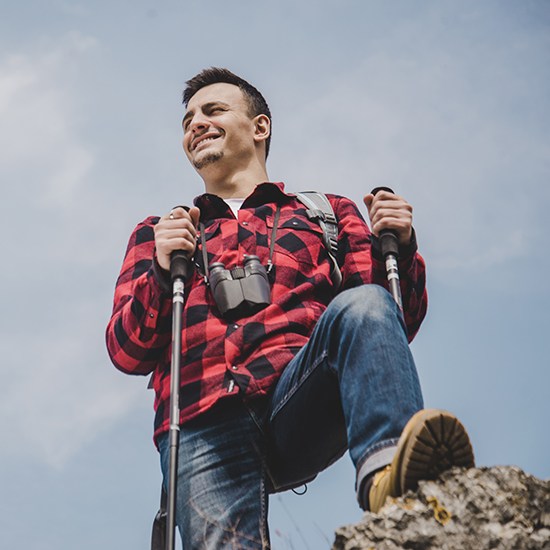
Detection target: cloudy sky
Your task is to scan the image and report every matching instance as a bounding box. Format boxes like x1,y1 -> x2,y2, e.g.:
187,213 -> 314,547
1,1 -> 549,548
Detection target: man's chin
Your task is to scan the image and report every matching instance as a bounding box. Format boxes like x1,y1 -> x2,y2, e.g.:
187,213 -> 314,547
193,151 -> 224,171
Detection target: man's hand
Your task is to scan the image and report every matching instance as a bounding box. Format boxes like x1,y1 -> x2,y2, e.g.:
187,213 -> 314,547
154,206 -> 201,272
363,191 -> 413,246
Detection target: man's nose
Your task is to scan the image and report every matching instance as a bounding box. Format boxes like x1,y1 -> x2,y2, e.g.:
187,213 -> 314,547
189,113 -> 209,133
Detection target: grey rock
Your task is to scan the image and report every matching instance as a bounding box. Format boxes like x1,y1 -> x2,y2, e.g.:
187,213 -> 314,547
332,466 -> 550,550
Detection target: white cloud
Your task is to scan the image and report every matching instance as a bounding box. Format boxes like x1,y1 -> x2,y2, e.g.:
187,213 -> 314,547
0,287 -> 151,468
0,327 -> 149,468
0,34 -> 97,207
270,17 -> 549,285
0,34 -> 152,468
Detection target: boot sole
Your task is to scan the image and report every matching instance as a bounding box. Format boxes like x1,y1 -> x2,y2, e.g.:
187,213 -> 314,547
399,409 -> 475,493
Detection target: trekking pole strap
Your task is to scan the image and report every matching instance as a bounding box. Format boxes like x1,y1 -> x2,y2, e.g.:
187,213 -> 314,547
151,487 -> 167,550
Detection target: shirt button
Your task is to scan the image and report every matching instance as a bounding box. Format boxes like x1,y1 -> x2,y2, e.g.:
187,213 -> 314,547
232,365 -> 238,370
292,221 -> 298,226
149,313 -> 154,318
233,324 -> 238,330
242,221 -> 248,226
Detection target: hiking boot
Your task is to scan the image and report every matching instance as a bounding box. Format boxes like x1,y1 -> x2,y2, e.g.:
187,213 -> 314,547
369,409 -> 475,513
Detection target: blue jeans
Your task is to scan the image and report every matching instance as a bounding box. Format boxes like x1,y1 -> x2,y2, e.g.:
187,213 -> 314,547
158,285 -> 423,549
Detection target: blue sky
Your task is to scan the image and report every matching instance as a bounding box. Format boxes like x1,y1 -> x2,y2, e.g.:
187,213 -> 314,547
0,1 -> 549,549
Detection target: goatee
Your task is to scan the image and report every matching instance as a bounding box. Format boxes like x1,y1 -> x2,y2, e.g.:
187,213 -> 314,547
193,151 -> 224,170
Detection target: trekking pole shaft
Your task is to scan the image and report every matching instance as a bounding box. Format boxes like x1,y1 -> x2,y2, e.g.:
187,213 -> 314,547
166,277 -> 184,550
166,247 -> 191,550
380,234 -> 403,310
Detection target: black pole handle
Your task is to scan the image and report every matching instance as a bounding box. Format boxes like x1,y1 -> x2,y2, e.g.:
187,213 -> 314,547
170,250 -> 191,283
169,205 -> 193,283
370,187 -> 404,314
371,187 -> 399,259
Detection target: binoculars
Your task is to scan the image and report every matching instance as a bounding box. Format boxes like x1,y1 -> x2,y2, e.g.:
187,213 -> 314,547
209,255 -> 271,319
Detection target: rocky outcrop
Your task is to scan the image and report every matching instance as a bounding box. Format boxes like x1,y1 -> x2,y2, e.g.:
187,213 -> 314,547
332,466 -> 550,550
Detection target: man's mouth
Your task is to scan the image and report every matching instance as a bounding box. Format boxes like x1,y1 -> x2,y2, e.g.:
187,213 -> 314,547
192,133 -> 221,151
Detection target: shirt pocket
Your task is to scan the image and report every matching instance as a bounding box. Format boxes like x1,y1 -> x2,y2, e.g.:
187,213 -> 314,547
267,214 -> 326,268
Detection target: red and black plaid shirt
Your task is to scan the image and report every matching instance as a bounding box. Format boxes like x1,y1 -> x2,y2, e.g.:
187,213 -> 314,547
106,182 -> 427,445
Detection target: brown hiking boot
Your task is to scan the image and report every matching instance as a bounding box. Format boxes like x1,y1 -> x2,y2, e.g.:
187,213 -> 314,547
369,409 -> 475,513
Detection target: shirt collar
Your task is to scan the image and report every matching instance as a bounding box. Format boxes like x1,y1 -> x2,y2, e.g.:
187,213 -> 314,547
194,182 -> 292,221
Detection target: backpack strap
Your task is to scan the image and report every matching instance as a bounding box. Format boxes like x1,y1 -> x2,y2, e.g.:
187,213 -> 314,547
295,191 -> 342,290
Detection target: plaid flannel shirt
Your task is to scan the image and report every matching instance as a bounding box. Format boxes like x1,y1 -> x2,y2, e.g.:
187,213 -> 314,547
106,182 -> 427,445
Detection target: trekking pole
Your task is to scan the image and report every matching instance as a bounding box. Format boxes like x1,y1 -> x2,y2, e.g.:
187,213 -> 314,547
371,187 -> 403,314
166,244 -> 192,550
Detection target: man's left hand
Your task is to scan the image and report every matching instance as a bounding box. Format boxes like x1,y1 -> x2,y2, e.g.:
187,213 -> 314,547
363,190 -> 413,246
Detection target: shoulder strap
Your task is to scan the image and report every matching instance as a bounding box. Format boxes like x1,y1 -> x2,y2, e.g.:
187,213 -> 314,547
295,191 -> 342,290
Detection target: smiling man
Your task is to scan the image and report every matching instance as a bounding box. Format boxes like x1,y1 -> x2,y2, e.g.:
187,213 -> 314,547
106,68 -> 474,549
182,82 -> 270,175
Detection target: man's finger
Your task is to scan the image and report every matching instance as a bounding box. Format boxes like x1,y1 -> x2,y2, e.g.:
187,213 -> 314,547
363,194 -> 374,212
168,206 -> 187,220
188,206 -> 201,228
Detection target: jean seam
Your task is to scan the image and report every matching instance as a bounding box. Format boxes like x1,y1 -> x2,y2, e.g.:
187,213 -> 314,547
242,398 -> 266,438
271,349 -> 330,419
260,466 -> 269,548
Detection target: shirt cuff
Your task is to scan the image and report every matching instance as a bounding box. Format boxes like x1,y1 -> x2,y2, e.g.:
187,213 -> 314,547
371,227 -> 418,261
152,249 -> 173,294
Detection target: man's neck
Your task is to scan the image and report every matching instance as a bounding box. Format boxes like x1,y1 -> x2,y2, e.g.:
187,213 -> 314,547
202,164 -> 269,199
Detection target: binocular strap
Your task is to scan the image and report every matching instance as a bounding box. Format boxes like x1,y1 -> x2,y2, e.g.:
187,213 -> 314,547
198,203 -> 282,282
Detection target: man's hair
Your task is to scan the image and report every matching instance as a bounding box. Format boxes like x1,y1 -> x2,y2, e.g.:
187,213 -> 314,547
183,67 -> 272,159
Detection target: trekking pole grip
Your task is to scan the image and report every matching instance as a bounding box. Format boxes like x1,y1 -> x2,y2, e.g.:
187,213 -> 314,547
370,187 -> 404,313
169,205 -> 193,283
170,250 -> 191,283
371,187 -> 399,259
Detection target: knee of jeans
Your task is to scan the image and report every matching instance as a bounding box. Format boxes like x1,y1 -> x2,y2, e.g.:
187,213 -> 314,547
331,285 -> 396,324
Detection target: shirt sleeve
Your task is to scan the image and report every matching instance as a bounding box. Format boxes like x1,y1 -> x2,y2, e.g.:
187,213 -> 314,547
105,217 -> 173,375
330,195 -> 427,342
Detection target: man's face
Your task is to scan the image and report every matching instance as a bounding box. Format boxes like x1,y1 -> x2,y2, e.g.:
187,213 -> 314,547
182,82 -> 258,173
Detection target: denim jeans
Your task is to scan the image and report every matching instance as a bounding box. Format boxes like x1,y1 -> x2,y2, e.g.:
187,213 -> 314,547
158,284 -> 424,549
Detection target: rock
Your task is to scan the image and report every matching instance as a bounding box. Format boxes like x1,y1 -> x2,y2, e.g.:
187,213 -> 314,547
332,465 -> 550,550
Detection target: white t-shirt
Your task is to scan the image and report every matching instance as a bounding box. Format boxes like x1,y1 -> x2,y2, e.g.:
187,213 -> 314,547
224,198 -> 245,217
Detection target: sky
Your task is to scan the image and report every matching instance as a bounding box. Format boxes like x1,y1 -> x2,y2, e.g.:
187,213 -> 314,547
0,1 -> 549,548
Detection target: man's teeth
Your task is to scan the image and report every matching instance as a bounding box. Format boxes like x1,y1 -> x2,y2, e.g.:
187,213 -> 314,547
196,136 -> 218,148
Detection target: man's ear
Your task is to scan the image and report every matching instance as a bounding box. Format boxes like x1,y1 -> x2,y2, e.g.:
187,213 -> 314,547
253,114 -> 271,144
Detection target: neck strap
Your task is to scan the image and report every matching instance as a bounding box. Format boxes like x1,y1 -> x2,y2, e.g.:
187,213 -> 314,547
198,203 -> 281,282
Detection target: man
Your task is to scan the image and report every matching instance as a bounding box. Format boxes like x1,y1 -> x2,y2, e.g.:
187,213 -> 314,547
106,68 -> 474,549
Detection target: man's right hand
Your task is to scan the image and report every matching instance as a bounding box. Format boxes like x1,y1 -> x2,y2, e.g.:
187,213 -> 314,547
154,206 -> 201,272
